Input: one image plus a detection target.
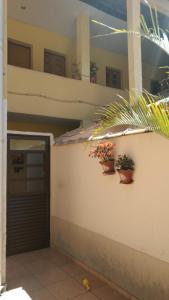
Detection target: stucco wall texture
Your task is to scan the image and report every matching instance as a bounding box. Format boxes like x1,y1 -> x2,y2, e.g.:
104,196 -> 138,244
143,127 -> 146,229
52,132 -> 169,300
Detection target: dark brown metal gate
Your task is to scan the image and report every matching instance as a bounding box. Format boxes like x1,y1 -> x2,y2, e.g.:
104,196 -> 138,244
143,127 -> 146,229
7,134 -> 50,256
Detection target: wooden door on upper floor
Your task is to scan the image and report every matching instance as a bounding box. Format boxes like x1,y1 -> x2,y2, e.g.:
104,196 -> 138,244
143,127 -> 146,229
8,39 -> 32,69
44,49 -> 66,77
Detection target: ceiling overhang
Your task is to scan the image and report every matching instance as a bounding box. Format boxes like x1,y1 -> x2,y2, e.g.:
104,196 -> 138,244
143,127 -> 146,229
80,0 -> 169,28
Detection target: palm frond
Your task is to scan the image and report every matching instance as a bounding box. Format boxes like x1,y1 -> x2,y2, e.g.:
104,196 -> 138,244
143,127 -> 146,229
94,93 -> 169,139
91,19 -> 127,39
140,9 -> 169,56
91,0 -> 169,140
160,66 -> 169,78
91,1 -> 169,56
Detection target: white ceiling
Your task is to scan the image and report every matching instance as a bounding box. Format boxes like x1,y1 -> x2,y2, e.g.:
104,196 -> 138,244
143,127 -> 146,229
8,0 -> 168,66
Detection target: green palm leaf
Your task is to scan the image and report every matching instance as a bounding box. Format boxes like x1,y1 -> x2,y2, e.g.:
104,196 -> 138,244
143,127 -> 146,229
91,0 -> 169,139
94,93 -> 169,139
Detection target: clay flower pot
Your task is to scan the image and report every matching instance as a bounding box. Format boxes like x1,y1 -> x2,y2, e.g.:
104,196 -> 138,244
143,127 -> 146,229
100,160 -> 115,175
118,169 -> 134,184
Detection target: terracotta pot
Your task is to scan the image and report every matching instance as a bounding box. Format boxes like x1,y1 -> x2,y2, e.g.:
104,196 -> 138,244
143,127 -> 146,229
100,160 -> 115,175
118,169 -> 134,184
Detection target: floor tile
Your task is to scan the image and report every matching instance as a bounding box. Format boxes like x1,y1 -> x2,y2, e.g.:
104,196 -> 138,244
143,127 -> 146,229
7,274 -> 43,294
61,262 -> 105,291
92,285 -> 128,300
47,253 -> 72,267
36,247 -> 58,257
28,287 -> 58,300
48,277 -> 86,300
35,266 -> 69,286
8,250 -> 45,266
7,264 -> 32,281
61,262 -> 86,277
25,258 -> 56,275
73,292 -> 99,299
73,271 -> 105,290
1,288 -> 32,299
6,249 -> 131,300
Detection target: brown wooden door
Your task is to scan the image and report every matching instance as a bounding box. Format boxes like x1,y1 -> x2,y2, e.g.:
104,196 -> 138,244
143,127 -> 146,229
44,49 -> 66,76
7,135 -> 50,256
8,40 -> 32,69
106,67 -> 121,89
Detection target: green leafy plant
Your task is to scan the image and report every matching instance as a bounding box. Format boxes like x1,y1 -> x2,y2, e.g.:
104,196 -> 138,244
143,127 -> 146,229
89,141 -> 115,162
115,155 -> 135,171
91,1 -> 169,139
95,91 -> 169,139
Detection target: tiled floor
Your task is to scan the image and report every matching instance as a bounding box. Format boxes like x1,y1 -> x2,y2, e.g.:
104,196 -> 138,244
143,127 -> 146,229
2,248 -> 130,300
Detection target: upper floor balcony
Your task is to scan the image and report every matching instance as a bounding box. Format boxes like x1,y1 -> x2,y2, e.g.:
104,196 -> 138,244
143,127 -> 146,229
7,0 -> 169,121
7,65 -> 128,120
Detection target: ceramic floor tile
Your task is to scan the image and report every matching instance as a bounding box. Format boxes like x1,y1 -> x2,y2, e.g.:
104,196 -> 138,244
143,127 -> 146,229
7,256 -> 22,268
73,292 -> 99,299
61,262 -> 86,277
48,277 -> 86,300
61,262 -> 105,291
28,287 -> 58,300
7,264 -> 32,281
7,274 -> 43,294
47,253 -> 72,267
92,285 -> 128,300
6,249 -> 131,300
25,258 -> 56,275
73,271 -> 106,290
35,266 -> 69,286
8,250 -> 45,266
36,247 -> 58,256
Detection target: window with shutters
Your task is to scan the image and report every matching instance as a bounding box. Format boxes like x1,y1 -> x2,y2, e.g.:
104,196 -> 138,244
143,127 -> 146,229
106,67 -> 122,89
44,49 -> 66,77
8,39 -> 32,69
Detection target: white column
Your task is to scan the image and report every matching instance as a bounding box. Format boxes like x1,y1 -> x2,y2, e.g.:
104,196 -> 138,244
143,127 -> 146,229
127,0 -> 142,94
0,0 -> 7,290
76,13 -> 90,81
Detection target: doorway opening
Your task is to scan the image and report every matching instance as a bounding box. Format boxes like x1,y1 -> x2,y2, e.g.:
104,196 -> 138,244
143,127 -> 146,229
7,134 -> 50,256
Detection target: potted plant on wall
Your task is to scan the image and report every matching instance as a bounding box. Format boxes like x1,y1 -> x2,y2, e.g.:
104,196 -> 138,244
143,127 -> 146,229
90,62 -> 98,83
89,141 -> 115,175
115,155 -> 134,184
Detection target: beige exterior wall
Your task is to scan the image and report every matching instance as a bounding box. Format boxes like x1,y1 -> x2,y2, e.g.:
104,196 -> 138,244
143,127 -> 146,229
91,47 -> 129,89
91,47 -> 160,91
8,18 -> 74,77
8,18 -> 158,91
52,133 -> 169,300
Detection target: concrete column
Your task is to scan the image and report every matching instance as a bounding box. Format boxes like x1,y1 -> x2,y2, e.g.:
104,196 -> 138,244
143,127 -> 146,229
76,13 -> 90,81
0,0 -> 7,290
127,0 -> 142,94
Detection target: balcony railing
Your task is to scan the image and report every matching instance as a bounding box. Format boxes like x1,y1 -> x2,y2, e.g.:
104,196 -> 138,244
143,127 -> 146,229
7,65 -> 127,120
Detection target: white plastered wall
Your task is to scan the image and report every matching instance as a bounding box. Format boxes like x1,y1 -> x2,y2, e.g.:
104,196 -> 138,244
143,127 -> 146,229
54,133 -> 169,264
